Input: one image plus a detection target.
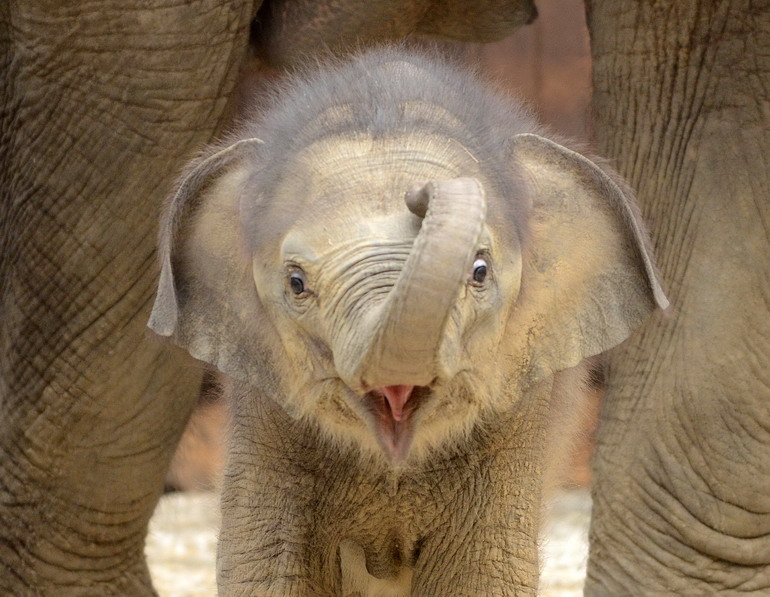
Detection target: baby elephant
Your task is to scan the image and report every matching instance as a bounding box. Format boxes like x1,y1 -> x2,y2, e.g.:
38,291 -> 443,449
149,48 -> 667,596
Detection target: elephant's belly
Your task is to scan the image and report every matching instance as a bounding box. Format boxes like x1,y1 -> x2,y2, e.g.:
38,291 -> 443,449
339,539 -> 413,597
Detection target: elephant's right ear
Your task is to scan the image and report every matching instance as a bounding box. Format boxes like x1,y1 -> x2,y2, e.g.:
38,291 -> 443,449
149,138 -> 264,382
506,133 -> 668,384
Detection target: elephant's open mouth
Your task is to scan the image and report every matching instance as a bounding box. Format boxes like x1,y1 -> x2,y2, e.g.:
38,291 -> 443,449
365,385 -> 431,461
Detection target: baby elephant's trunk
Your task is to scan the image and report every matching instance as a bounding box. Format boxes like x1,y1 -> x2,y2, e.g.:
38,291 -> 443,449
339,177 -> 487,392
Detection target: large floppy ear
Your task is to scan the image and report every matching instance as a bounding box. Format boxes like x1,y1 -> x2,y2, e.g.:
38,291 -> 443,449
148,138 -> 264,383
507,133 -> 668,383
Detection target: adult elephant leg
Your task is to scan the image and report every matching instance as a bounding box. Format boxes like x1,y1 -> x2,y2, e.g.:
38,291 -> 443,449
585,1 -> 770,593
0,0 -> 257,592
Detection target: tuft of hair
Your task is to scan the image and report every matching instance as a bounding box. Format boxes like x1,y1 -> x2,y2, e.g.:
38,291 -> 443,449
241,45 -> 539,150
231,45 -> 542,250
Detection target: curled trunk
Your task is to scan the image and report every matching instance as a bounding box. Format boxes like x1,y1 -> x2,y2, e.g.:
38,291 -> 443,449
337,177 -> 486,391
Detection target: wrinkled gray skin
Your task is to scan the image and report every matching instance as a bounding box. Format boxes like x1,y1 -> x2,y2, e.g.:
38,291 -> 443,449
149,50 -> 665,595
585,1 -> 770,593
2,0 -> 767,594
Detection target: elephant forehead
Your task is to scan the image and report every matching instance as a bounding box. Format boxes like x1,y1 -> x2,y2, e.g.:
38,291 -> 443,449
278,134 -> 486,262
281,212 -> 421,268
286,133 -> 482,203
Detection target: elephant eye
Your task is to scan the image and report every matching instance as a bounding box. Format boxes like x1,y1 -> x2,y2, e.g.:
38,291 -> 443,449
471,258 -> 488,284
289,272 -> 306,295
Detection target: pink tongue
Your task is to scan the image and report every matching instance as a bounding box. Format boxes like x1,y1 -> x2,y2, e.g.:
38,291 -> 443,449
379,385 -> 414,421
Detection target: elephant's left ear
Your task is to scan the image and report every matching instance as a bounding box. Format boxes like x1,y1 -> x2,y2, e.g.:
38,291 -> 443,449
148,138 -> 265,382
507,133 -> 668,382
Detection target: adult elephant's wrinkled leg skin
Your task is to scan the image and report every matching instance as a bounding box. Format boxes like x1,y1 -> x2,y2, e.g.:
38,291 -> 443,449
585,1 -> 770,593
0,1 -> 257,593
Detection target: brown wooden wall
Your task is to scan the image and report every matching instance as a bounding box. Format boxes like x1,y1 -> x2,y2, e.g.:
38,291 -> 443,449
470,0 -> 591,142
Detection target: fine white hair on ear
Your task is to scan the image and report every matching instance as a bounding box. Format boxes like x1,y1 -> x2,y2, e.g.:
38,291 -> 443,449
149,137 -> 264,338
506,132 -> 668,384
516,134 -> 668,311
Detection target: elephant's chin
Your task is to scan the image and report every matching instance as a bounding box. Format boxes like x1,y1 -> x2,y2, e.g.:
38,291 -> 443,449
365,385 -> 430,462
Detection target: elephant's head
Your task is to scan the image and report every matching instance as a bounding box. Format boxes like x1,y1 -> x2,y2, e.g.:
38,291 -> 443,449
149,50 -> 667,462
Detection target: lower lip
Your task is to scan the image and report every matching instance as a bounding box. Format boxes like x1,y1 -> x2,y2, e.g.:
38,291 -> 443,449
367,389 -> 424,461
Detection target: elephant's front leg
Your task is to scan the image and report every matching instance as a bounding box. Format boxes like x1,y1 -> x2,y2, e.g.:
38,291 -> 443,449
0,1 -> 256,593
217,390 -> 335,597
410,410 -> 548,597
217,466 -> 324,597
585,1 -> 770,593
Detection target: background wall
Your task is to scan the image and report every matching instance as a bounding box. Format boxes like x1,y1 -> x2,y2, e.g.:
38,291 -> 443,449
470,0 -> 591,141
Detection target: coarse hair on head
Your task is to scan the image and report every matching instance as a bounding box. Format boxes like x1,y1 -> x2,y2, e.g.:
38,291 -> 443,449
239,44 -> 539,158
232,45 -> 541,250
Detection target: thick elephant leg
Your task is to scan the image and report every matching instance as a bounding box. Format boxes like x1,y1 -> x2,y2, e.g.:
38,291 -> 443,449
0,0 -> 257,592
0,330 -> 202,592
585,1 -> 770,592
